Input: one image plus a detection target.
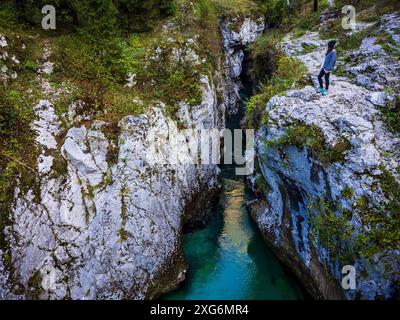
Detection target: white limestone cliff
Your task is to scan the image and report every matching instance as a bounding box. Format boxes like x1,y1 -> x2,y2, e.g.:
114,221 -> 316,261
248,14 -> 400,299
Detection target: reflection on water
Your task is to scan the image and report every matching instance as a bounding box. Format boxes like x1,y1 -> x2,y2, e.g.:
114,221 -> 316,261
163,177 -> 305,300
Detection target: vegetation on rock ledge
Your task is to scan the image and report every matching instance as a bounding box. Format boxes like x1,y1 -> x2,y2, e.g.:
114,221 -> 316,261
264,123 -> 352,167
245,53 -> 307,129
308,199 -> 354,259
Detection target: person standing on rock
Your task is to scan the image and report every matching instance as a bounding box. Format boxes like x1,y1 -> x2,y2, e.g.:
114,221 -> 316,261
318,40 -> 337,96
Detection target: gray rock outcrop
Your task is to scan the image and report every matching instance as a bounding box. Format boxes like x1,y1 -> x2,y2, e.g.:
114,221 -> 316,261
0,15 -> 264,300
248,14 -> 400,300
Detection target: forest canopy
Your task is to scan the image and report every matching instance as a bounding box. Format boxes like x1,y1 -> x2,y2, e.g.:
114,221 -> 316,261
4,0 -> 176,34
3,0 -> 297,35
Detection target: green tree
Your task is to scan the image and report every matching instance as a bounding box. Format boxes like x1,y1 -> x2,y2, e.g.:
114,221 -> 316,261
116,0 -> 175,33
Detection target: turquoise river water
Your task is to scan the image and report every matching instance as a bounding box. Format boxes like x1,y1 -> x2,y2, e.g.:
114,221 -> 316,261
163,168 -> 306,300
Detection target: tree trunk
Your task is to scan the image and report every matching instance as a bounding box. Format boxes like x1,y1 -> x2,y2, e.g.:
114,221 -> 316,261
313,0 -> 318,12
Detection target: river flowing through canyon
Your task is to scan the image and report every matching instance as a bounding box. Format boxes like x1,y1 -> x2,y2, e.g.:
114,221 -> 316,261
163,89 -> 307,299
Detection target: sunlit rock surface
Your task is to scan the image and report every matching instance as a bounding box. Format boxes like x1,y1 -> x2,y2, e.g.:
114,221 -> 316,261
0,16 -> 264,300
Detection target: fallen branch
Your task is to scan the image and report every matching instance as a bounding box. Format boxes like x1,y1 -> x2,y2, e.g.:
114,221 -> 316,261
1,152 -> 36,173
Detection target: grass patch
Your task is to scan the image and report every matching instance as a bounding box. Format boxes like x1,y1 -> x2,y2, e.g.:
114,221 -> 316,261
341,186 -> 355,200
213,0 -> 261,17
27,270 -> 43,300
299,43 -> 319,55
50,152 -> 69,179
380,95 -> 400,133
118,228 -> 129,242
378,165 -> 400,215
376,32 -> 400,59
352,166 -> 400,260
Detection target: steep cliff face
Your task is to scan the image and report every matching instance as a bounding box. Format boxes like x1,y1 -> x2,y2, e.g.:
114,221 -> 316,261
248,13 -> 400,300
0,14 -> 264,299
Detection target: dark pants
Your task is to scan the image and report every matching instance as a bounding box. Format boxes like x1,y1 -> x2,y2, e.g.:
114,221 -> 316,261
318,69 -> 330,90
